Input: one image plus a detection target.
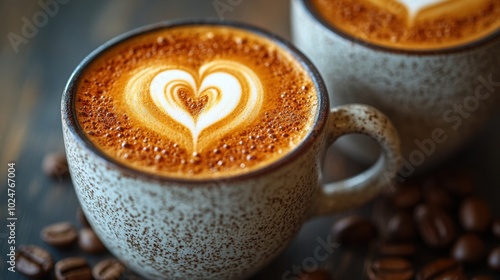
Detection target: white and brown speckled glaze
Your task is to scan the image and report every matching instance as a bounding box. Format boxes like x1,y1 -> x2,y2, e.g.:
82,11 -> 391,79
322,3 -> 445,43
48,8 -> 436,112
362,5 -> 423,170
292,0 -> 500,172
63,122 -> 323,279
61,21 -> 401,280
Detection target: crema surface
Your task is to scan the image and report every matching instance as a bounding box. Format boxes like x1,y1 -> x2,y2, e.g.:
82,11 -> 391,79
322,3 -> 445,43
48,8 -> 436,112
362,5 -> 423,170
310,0 -> 500,50
75,25 -> 318,179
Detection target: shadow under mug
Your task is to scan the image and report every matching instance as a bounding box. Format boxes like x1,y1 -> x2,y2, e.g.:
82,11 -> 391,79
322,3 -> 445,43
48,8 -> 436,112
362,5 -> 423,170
291,0 -> 500,176
61,20 -> 401,280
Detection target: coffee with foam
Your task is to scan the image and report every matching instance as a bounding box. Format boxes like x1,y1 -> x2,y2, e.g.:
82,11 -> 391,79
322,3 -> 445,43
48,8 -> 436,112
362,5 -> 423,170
127,60 -> 263,152
310,0 -> 500,50
75,25 -> 318,178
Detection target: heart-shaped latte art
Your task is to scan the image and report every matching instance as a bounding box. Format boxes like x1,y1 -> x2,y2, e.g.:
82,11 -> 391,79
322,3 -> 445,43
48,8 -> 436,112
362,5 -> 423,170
150,69 -> 243,146
395,0 -> 448,22
124,60 -> 263,152
399,0 -> 447,17
370,0 -> 449,24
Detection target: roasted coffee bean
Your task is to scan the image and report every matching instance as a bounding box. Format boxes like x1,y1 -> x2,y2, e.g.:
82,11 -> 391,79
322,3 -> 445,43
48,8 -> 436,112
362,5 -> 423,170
332,215 -> 378,247
459,196 -> 491,232
41,222 -> 78,247
55,257 -> 92,280
377,242 -> 416,257
390,183 -> 421,209
416,258 -> 465,280
42,152 -> 69,179
92,258 -> 125,280
488,246 -> 500,271
451,233 -> 485,264
298,269 -> 330,280
79,228 -> 106,254
76,207 -> 90,228
491,218 -> 500,239
387,212 -> 417,241
414,204 -> 456,248
440,171 -> 475,197
367,258 -> 413,280
472,276 -> 495,280
16,245 -> 54,279
430,270 -> 468,280
424,187 -> 454,211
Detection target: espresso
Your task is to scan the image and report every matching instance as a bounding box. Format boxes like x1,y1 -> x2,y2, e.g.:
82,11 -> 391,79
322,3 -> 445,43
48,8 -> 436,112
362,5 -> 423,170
75,25 -> 318,178
310,0 -> 500,50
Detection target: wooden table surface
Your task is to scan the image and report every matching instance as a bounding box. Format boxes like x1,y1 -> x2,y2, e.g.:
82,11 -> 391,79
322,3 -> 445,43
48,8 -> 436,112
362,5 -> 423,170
1,1 -> 499,279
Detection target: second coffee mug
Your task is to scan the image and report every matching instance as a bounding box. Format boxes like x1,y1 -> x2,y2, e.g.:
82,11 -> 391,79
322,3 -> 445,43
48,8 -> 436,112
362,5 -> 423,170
62,20 -> 400,279
292,0 -> 500,176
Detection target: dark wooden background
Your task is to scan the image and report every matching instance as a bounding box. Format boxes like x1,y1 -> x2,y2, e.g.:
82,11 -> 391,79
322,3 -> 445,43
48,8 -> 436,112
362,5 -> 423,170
1,0 -> 499,279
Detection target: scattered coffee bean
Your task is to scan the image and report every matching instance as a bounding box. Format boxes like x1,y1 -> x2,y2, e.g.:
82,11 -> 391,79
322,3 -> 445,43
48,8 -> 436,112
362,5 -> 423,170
440,171 -> 474,197
416,258 -> 464,280
41,222 -> 78,247
423,186 -> 454,211
387,212 -> 417,241
332,215 -> 378,247
414,204 -> 456,248
459,196 -> 491,232
472,276 -> 495,280
76,207 -> 90,228
55,257 -> 92,280
42,152 -> 69,179
390,183 -> 421,209
298,269 -> 330,280
451,233 -> 485,264
79,228 -> 106,254
92,258 -> 125,280
491,218 -> 500,239
367,258 -> 413,280
377,242 -> 416,258
16,245 -> 54,279
487,246 -> 500,271
432,271 -> 468,280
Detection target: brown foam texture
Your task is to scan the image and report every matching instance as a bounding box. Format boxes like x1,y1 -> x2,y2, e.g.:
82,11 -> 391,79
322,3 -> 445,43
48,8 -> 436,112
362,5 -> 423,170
310,0 -> 500,50
75,26 -> 318,179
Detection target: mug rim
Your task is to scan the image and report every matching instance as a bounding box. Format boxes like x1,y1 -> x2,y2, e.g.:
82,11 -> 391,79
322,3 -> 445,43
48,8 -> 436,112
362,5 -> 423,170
300,0 -> 500,55
61,19 -> 329,185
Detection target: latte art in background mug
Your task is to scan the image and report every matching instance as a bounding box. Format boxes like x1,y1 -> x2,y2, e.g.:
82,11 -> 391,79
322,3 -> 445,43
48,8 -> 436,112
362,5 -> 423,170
75,26 -> 317,178
310,0 -> 500,50
293,0 -> 500,172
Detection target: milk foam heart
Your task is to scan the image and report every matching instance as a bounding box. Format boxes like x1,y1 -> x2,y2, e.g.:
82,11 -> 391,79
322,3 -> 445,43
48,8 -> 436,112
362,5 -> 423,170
125,60 -> 264,152
396,0 -> 447,21
150,69 -> 242,148
367,0 -> 495,24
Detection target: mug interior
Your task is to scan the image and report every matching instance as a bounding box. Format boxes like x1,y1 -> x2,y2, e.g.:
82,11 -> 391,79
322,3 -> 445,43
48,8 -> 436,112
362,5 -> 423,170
300,0 -> 500,55
61,20 -> 329,185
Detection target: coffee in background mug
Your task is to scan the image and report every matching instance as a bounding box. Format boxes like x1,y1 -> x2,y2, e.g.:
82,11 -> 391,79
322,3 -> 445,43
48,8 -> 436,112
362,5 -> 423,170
291,0 -> 500,176
62,21 -> 400,279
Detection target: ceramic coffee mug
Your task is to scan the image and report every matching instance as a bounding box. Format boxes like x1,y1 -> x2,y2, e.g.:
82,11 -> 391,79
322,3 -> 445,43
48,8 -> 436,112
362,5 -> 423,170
291,0 -> 500,176
61,21 -> 400,280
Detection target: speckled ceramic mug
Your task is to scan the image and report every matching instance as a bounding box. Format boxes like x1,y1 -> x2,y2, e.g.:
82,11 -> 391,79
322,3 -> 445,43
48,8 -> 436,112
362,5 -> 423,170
61,21 -> 400,280
291,0 -> 500,175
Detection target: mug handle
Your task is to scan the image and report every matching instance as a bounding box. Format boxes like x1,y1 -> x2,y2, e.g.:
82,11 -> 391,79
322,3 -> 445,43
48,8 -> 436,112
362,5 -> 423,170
310,104 -> 401,217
